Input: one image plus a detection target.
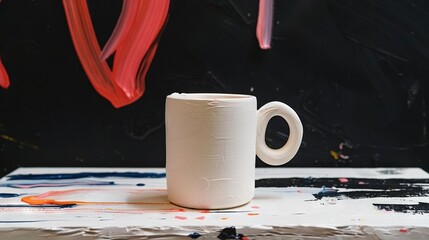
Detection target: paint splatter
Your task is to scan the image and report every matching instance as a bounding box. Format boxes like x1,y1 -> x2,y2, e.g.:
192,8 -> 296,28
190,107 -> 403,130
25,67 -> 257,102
338,178 -> 349,183
188,232 -> 202,239
217,227 -> 247,240
373,202 -> 429,214
0,193 -> 20,198
195,216 -> 205,220
175,216 -> 187,220
7,172 -> 166,180
399,228 -> 409,233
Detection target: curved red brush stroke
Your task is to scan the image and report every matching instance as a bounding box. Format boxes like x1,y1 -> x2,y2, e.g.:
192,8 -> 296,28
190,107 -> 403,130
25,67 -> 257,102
62,0 -> 169,108
257,0 -> 274,50
99,0 -> 139,62
0,56 -> 10,89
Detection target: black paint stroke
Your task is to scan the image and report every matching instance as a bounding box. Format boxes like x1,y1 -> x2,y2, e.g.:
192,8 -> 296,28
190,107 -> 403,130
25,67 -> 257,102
314,189 -> 429,200
373,202 -> 429,214
7,172 -> 166,180
255,177 -> 429,190
256,177 -> 429,201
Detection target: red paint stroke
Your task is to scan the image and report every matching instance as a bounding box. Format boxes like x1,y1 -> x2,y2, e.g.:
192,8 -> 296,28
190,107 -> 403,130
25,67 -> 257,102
174,216 -> 187,220
400,228 -> 409,233
0,56 -> 10,89
256,0 -> 274,49
62,0 -> 169,108
195,216 -> 205,220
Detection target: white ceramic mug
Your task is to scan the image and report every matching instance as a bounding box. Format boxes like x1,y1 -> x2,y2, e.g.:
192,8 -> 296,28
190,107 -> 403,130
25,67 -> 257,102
165,93 -> 303,209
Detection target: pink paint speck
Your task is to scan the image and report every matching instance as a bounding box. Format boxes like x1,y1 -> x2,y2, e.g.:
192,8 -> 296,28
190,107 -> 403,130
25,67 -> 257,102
195,216 -> 205,220
251,205 -> 260,209
174,216 -> 187,220
339,178 -> 349,183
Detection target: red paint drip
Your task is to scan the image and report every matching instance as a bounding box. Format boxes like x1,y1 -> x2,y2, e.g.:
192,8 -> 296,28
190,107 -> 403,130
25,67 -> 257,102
256,0 -> 274,49
0,56 -> 10,89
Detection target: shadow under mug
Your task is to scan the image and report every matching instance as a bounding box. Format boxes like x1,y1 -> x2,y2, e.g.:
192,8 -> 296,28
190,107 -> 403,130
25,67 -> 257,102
165,93 -> 303,209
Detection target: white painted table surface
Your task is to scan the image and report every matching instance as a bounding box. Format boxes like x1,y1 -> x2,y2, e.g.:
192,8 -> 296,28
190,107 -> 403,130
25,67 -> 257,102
0,167 -> 429,239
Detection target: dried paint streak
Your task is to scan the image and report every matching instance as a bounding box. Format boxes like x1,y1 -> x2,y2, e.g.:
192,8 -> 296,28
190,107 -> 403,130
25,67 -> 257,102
62,0 -> 169,107
1,180 -> 115,189
0,193 -> 21,198
0,134 -> 39,150
7,172 -> 165,180
373,202 -> 429,214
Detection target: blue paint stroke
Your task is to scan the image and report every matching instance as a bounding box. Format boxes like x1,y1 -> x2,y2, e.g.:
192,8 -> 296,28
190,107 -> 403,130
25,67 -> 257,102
0,204 -> 76,209
7,172 -> 166,180
0,220 -> 47,223
0,180 -> 115,189
0,193 -> 21,198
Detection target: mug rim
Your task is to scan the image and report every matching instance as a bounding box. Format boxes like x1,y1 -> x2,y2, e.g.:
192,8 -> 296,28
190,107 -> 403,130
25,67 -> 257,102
167,93 -> 255,101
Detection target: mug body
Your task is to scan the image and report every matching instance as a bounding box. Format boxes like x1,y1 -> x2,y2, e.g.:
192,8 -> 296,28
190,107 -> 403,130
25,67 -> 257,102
165,93 -> 257,209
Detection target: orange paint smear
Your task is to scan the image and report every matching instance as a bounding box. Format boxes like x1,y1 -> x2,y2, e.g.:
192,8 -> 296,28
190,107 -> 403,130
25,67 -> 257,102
62,0 -> 169,108
0,56 -> 10,89
21,189 -> 171,206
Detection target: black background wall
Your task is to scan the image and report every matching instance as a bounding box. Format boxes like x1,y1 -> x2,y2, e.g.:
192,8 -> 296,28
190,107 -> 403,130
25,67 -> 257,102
0,0 -> 428,176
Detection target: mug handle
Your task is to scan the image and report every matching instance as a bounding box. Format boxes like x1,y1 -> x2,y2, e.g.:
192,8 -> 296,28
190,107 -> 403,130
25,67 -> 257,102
256,101 -> 303,166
